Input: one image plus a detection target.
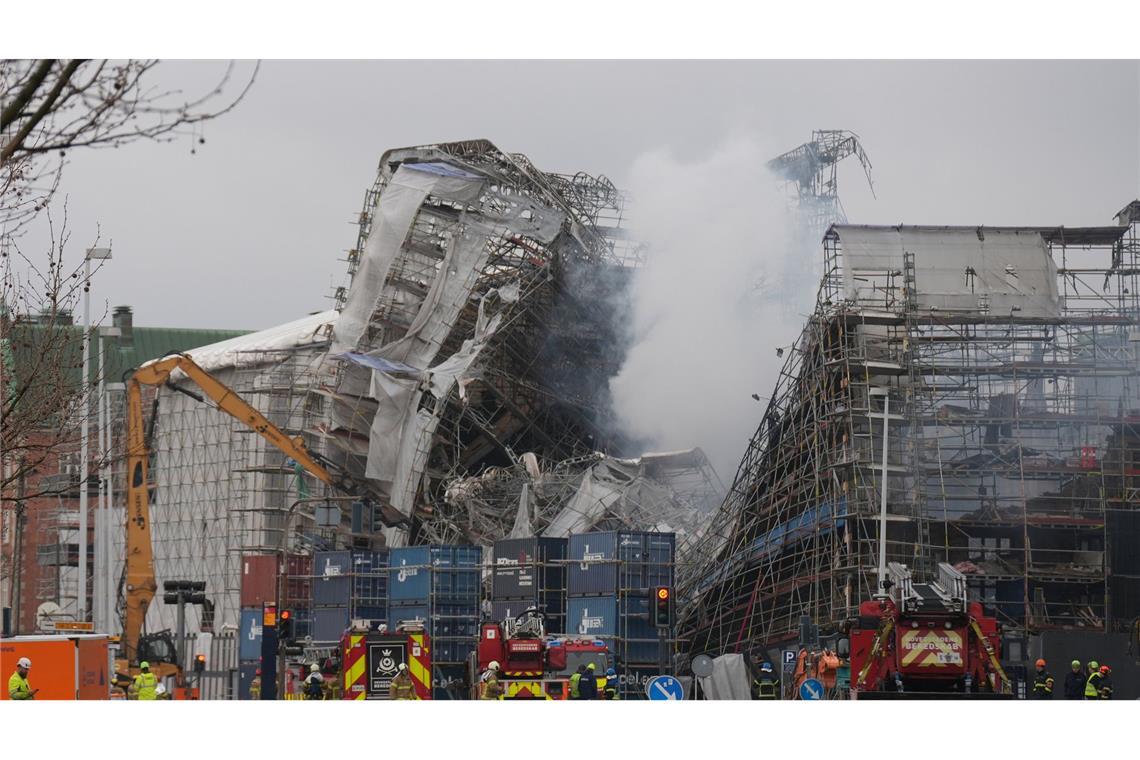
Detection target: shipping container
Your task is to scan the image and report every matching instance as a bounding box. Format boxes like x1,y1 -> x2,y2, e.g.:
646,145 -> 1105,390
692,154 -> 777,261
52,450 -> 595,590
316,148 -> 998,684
239,607 -> 263,661
567,531 -> 675,596
313,550 -> 353,606
0,634 -> 111,700
492,536 -> 567,599
312,606 -> 350,643
238,661 -> 260,700
566,594 -> 668,664
240,554 -> 279,608
351,550 -> 389,605
284,553 -> 313,607
388,545 -> 482,602
489,596 -> 566,634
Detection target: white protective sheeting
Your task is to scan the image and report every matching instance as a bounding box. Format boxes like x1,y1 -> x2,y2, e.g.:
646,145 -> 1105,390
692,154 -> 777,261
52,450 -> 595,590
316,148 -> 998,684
331,164 -> 487,355
168,310 -> 337,373
836,226 -> 1061,318
541,456 -> 677,537
697,653 -> 753,700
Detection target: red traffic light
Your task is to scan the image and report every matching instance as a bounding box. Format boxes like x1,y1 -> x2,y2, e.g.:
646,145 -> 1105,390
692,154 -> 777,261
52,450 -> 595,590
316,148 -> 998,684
280,609 -> 292,621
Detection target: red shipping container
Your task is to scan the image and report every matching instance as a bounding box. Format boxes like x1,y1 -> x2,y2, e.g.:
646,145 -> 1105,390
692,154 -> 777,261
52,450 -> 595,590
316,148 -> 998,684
240,554 -> 280,608
284,553 -> 313,607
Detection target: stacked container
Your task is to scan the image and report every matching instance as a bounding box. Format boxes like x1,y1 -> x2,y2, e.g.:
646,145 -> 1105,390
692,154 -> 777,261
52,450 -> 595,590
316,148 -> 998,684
311,550 -> 389,643
566,530 -> 676,698
387,545 -> 482,699
491,537 -> 568,634
238,554 -> 277,697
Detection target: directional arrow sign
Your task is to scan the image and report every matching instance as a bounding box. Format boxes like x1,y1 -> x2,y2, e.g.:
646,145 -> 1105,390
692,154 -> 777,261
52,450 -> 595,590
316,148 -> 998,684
799,678 -> 824,701
646,675 -> 685,701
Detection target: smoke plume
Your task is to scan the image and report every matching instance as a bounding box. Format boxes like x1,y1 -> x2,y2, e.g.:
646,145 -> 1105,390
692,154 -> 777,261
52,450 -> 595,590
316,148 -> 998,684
609,137 -> 815,485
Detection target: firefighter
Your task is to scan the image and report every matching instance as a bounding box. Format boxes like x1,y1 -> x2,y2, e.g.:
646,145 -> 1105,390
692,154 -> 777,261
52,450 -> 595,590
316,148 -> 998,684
1063,660 -> 1085,700
1096,665 -> 1112,700
8,657 -> 37,700
604,667 -> 620,700
752,661 -> 779,700
569,664 -> 586,699
303,662 -> 325,700
390,663 -> 417,700
131,661 -> 159,700
1031,658 -> 1053,699
250,669 -> 262,700
1083,660 -> 1102,700
578,663 -> 598,700
480,660 -> 503,700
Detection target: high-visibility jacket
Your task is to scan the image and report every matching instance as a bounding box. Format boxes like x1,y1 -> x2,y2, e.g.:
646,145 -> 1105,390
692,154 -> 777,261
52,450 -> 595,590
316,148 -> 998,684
604,676 -> 619,700
249,677 -> 261,701
133,672 -> 159,700
8,671 -> 33,700
390,673 -> 417,700
569,672 -> 582,699
1032,670 -> 1054,698
1084,672 -> 1102,699
753,675 -> 779,700
480,673 -> 503,700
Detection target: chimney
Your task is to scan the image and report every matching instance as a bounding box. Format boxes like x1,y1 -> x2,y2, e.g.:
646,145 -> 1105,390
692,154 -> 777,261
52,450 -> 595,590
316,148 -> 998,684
112,305 -> 133,348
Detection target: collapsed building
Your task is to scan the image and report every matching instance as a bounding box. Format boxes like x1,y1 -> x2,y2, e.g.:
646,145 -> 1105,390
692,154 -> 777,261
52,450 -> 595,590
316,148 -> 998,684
680,202 -> 1140,661
137,140 -> 718,637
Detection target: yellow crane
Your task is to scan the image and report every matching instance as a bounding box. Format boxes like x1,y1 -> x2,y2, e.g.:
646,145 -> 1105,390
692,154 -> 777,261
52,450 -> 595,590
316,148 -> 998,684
115,352 -> 403,696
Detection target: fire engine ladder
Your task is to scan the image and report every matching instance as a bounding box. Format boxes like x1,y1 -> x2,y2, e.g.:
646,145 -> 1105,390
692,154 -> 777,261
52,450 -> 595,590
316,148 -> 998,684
889,562 -> 967,614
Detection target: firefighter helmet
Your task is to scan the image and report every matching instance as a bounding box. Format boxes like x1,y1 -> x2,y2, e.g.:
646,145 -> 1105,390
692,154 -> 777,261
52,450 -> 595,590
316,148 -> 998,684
489,660 -> 500,671
1035,658 -> 1046,668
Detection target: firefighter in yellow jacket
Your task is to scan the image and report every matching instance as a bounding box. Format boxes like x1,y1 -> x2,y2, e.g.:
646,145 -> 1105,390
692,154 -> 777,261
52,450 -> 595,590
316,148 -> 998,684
8,657 -> 37,700
130,662 -> 159,700
480,661 -> 504,700
390,663 -> 417,700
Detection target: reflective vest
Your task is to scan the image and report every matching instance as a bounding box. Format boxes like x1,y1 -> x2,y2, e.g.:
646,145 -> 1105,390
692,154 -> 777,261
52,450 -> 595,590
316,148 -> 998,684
133,672 -> 159,700
480,673 -> 502,700
569,672 -> 582,699
249,677 -> 261,700
753,676 -> 778,700
604,676 -> 619,700
1084,672 -> 1101,699
390,673 -> 416,700
8,671 -> 33,700
1032,671 -> 1053,698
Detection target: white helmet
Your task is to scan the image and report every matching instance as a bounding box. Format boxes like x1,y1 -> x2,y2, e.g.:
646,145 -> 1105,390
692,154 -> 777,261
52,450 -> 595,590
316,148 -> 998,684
310,663 -> 320,672
155,683 -> 167,695
17,657 -> 31,669
489,660 -> 500,671
398,663 -> 407,671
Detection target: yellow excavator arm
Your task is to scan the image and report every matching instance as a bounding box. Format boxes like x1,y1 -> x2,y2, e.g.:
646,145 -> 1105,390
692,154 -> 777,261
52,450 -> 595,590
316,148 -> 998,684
122,352 -> 344,663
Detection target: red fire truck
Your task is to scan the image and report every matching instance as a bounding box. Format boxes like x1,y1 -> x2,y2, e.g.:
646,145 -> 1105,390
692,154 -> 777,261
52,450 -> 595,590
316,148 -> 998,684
477,610 -> 610,699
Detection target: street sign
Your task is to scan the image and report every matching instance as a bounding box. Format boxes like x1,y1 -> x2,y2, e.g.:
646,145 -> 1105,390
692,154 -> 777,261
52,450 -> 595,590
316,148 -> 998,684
782,650 -> 796,666
799,678 -> 824,700
646,675 -> 685,701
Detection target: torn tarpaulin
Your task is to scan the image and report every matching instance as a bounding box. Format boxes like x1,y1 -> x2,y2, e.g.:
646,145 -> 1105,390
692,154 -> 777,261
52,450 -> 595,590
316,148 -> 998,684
335,352 -> 421,375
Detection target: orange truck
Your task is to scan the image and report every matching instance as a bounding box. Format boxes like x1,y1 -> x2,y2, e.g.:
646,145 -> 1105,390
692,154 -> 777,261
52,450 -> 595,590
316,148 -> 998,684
0,634 -> 113,700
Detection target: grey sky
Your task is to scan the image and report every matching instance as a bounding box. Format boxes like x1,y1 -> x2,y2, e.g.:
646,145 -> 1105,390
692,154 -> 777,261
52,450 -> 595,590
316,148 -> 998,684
20,59 -> 1140,331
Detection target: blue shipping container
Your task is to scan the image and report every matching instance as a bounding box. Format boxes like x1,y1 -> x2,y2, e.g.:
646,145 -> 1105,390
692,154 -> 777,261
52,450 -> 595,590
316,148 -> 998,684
313,551 -> 352,606
312,606 -> 349,643
566,594 -> 665,664
240,607 -> 263,661
568,531 -> 675,596
388,601 -> 480,637
239,661 -> 260,700
388,545 -> 482,602
352,550 -> 389,605
490,596 -> 566,634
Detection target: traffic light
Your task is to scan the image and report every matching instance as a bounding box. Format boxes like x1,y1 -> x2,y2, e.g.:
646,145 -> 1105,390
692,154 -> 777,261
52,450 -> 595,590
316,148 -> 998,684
653,586 -> 672,628
194,654 -> 206,672
278,609 -> 303,657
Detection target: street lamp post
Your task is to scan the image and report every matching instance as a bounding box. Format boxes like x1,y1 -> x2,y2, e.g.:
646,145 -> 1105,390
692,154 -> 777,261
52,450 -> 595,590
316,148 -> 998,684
97,325 -> 120,632
80,247 -> 111,621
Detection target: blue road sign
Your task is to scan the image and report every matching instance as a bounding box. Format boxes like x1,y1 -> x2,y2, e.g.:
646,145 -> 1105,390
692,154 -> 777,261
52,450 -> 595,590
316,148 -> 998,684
646,675 -> 685,701
799,678 -> 824,700
782,649 -> 797,666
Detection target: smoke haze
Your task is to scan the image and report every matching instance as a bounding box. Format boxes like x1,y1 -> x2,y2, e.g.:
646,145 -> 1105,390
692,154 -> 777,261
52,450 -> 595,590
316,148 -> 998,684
609,137 -> 815,484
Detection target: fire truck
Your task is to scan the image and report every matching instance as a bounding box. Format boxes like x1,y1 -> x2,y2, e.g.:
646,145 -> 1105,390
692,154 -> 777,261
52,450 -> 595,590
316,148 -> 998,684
477,609 -> 610,699
847,562 -> 1012,698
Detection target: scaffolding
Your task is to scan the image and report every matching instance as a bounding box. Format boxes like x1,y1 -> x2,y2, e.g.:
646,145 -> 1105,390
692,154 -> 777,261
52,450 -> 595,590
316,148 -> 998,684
680,209 -> 1140,658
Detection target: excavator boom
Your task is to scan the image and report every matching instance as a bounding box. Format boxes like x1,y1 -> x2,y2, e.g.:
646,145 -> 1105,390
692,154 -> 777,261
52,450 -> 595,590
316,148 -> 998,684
122,353 -> 340,662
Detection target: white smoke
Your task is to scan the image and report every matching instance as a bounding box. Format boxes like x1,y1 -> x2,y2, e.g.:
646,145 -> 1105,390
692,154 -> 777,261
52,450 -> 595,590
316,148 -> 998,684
609,137 -> 816,485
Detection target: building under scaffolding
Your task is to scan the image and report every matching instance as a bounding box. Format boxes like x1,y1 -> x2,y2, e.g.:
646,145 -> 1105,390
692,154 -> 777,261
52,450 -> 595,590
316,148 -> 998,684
680,203 -> 1140,658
